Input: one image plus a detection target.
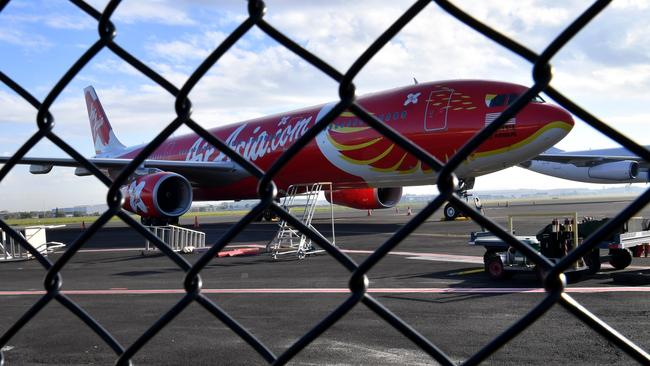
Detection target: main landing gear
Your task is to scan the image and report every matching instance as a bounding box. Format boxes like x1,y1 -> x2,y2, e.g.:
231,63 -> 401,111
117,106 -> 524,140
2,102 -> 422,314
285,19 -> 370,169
443,178 -> 483,221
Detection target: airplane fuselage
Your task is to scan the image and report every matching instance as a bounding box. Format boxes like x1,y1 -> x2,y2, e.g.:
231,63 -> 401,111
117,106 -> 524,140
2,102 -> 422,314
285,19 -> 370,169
115,80 -> 573,200
523,146 -> 650,184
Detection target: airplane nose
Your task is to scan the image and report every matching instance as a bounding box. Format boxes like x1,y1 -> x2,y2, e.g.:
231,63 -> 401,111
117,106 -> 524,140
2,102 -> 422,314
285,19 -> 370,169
514,101 -> 574,153
551,104 -> 574,129
534,102 -> 574,136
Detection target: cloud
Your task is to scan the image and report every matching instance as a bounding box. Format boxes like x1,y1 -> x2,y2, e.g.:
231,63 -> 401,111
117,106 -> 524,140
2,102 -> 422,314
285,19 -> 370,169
0,168 -> 108,212
145,31 -> 229,64
0,90 -> 38,123
43,14 -> 95,30
2,1 -> 650,211
0,27 -> 52,50
111,1 -> 197,26
91,58 -> 145,77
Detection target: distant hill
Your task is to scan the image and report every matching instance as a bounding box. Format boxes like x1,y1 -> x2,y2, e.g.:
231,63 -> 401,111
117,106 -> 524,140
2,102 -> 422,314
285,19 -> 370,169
475,186 -> 645,199
401,186 -> 646,202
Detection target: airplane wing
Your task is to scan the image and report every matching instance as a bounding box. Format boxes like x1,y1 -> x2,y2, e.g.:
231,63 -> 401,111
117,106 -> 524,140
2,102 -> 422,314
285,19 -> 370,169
0,156 -> 250,186
528,153 -> 650,168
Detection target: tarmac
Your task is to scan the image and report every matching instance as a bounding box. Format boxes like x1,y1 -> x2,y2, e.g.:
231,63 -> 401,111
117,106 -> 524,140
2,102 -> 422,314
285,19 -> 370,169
1,197 -> 650,365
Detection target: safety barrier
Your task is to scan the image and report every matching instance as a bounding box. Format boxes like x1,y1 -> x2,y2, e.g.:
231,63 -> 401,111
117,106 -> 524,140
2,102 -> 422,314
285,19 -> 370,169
1,1 -> 649,365
144,225 -> 206,253
0,226 -> 50,262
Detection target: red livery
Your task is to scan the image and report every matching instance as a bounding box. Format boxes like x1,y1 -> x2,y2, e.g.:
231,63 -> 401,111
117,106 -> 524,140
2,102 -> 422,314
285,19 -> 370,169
2,80 -> 574,223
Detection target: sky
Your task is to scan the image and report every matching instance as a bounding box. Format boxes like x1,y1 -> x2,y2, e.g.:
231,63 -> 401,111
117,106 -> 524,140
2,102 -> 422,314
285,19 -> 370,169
0,0 -> 649,211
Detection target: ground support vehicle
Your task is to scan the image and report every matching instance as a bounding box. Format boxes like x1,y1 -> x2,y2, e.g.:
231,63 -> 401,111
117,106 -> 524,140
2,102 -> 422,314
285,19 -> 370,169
469,213 -> 650,280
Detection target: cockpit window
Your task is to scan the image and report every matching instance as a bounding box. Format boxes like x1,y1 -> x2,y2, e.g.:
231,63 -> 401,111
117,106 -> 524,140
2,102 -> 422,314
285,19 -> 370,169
507,93 -> 519,106
487,93 -> 545,108
486,94 -> 507,107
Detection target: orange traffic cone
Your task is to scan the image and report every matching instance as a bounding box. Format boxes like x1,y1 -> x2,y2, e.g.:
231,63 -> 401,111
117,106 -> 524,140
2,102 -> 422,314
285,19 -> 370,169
194,215 -> 200,228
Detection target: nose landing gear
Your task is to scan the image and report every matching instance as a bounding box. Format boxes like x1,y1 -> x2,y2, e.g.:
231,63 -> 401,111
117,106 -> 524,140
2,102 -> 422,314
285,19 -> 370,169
443,179 -> 483,221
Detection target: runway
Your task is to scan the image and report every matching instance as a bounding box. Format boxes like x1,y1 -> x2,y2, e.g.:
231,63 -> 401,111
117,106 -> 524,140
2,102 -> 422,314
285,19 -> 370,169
1,198 -> 649,365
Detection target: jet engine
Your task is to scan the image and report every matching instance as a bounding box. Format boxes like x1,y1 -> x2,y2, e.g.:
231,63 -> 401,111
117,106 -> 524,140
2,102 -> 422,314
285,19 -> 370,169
589,161 -> 639,180
325,187 -> 402,210
121,172 -> 193,219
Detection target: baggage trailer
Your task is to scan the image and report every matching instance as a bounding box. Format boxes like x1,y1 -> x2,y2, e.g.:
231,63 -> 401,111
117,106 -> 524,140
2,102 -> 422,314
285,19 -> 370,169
468,212 -> 650,280
576,216 -> 650,273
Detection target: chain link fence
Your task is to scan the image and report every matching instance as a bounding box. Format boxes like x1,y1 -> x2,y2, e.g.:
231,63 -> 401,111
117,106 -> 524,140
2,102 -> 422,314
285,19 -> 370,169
1,0 -> 649,365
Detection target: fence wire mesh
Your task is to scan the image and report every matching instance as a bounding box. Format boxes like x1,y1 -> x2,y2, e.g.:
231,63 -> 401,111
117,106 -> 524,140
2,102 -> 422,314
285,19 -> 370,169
1,0 -> 650,365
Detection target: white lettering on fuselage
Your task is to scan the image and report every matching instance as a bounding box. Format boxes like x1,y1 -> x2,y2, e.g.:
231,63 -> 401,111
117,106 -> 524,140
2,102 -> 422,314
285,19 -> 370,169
185,115 -> 313,163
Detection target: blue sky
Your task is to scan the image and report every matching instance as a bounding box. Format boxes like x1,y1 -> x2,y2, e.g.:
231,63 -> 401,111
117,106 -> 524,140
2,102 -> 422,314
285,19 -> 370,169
1,0 -> 649,211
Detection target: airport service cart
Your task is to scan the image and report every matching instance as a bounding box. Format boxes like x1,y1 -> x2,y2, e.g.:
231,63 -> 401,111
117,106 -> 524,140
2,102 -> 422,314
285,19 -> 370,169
469,213 -> 591,280
470,213 -> 650,280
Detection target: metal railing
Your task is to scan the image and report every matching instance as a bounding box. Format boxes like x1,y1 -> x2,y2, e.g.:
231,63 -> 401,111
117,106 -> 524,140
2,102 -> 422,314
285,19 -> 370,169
144,225 -> 206,253
268,182 -> 335,259
0,226 -> 50,262
1,1 -> 649,365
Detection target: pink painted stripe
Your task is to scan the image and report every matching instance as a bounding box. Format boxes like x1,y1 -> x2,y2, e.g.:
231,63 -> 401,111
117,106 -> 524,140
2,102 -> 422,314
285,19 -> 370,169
1,287 -> 650,296
68,244 -> 267,254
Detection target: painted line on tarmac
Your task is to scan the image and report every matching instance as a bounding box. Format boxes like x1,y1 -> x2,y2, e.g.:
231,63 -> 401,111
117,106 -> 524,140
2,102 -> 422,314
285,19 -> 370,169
56,247 -> 650,271
448,268 -> 485,276
404,255 -> 483,264
63,247 -> 481,264
2,287 -> 650,296
342,249 -> 483,264
74,248 -> 145,253
335,231 -> 467,238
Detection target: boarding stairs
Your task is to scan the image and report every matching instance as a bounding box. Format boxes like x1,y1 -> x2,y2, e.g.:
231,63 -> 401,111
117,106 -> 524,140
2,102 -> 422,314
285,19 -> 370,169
267,182 -> 336,259
144,225 -> 206,253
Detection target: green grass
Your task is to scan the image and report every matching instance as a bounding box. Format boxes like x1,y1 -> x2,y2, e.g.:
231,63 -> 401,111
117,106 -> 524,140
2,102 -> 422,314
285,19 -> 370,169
2,204 -> 389,227
4,215 -> 124,227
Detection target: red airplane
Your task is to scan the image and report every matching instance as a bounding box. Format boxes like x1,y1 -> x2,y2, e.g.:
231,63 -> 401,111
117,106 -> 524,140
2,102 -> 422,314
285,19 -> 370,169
2,80 -> 574,224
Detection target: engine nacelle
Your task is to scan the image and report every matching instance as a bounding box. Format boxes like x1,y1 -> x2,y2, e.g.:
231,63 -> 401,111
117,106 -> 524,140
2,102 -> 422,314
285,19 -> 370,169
325,187 -> 402,210
589,160 -> 639,180
121,172 -> 193,218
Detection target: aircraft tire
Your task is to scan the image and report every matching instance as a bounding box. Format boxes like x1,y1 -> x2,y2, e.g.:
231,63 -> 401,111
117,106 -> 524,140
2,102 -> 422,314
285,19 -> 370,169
444,203 -> 459,221
609,248 -> 633,270
583,248 -> 601,274
484,254 -> 510,280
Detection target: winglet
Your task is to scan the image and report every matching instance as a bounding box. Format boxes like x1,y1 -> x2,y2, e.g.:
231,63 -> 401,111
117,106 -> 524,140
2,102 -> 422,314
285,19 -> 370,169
84,86 -> 126,156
